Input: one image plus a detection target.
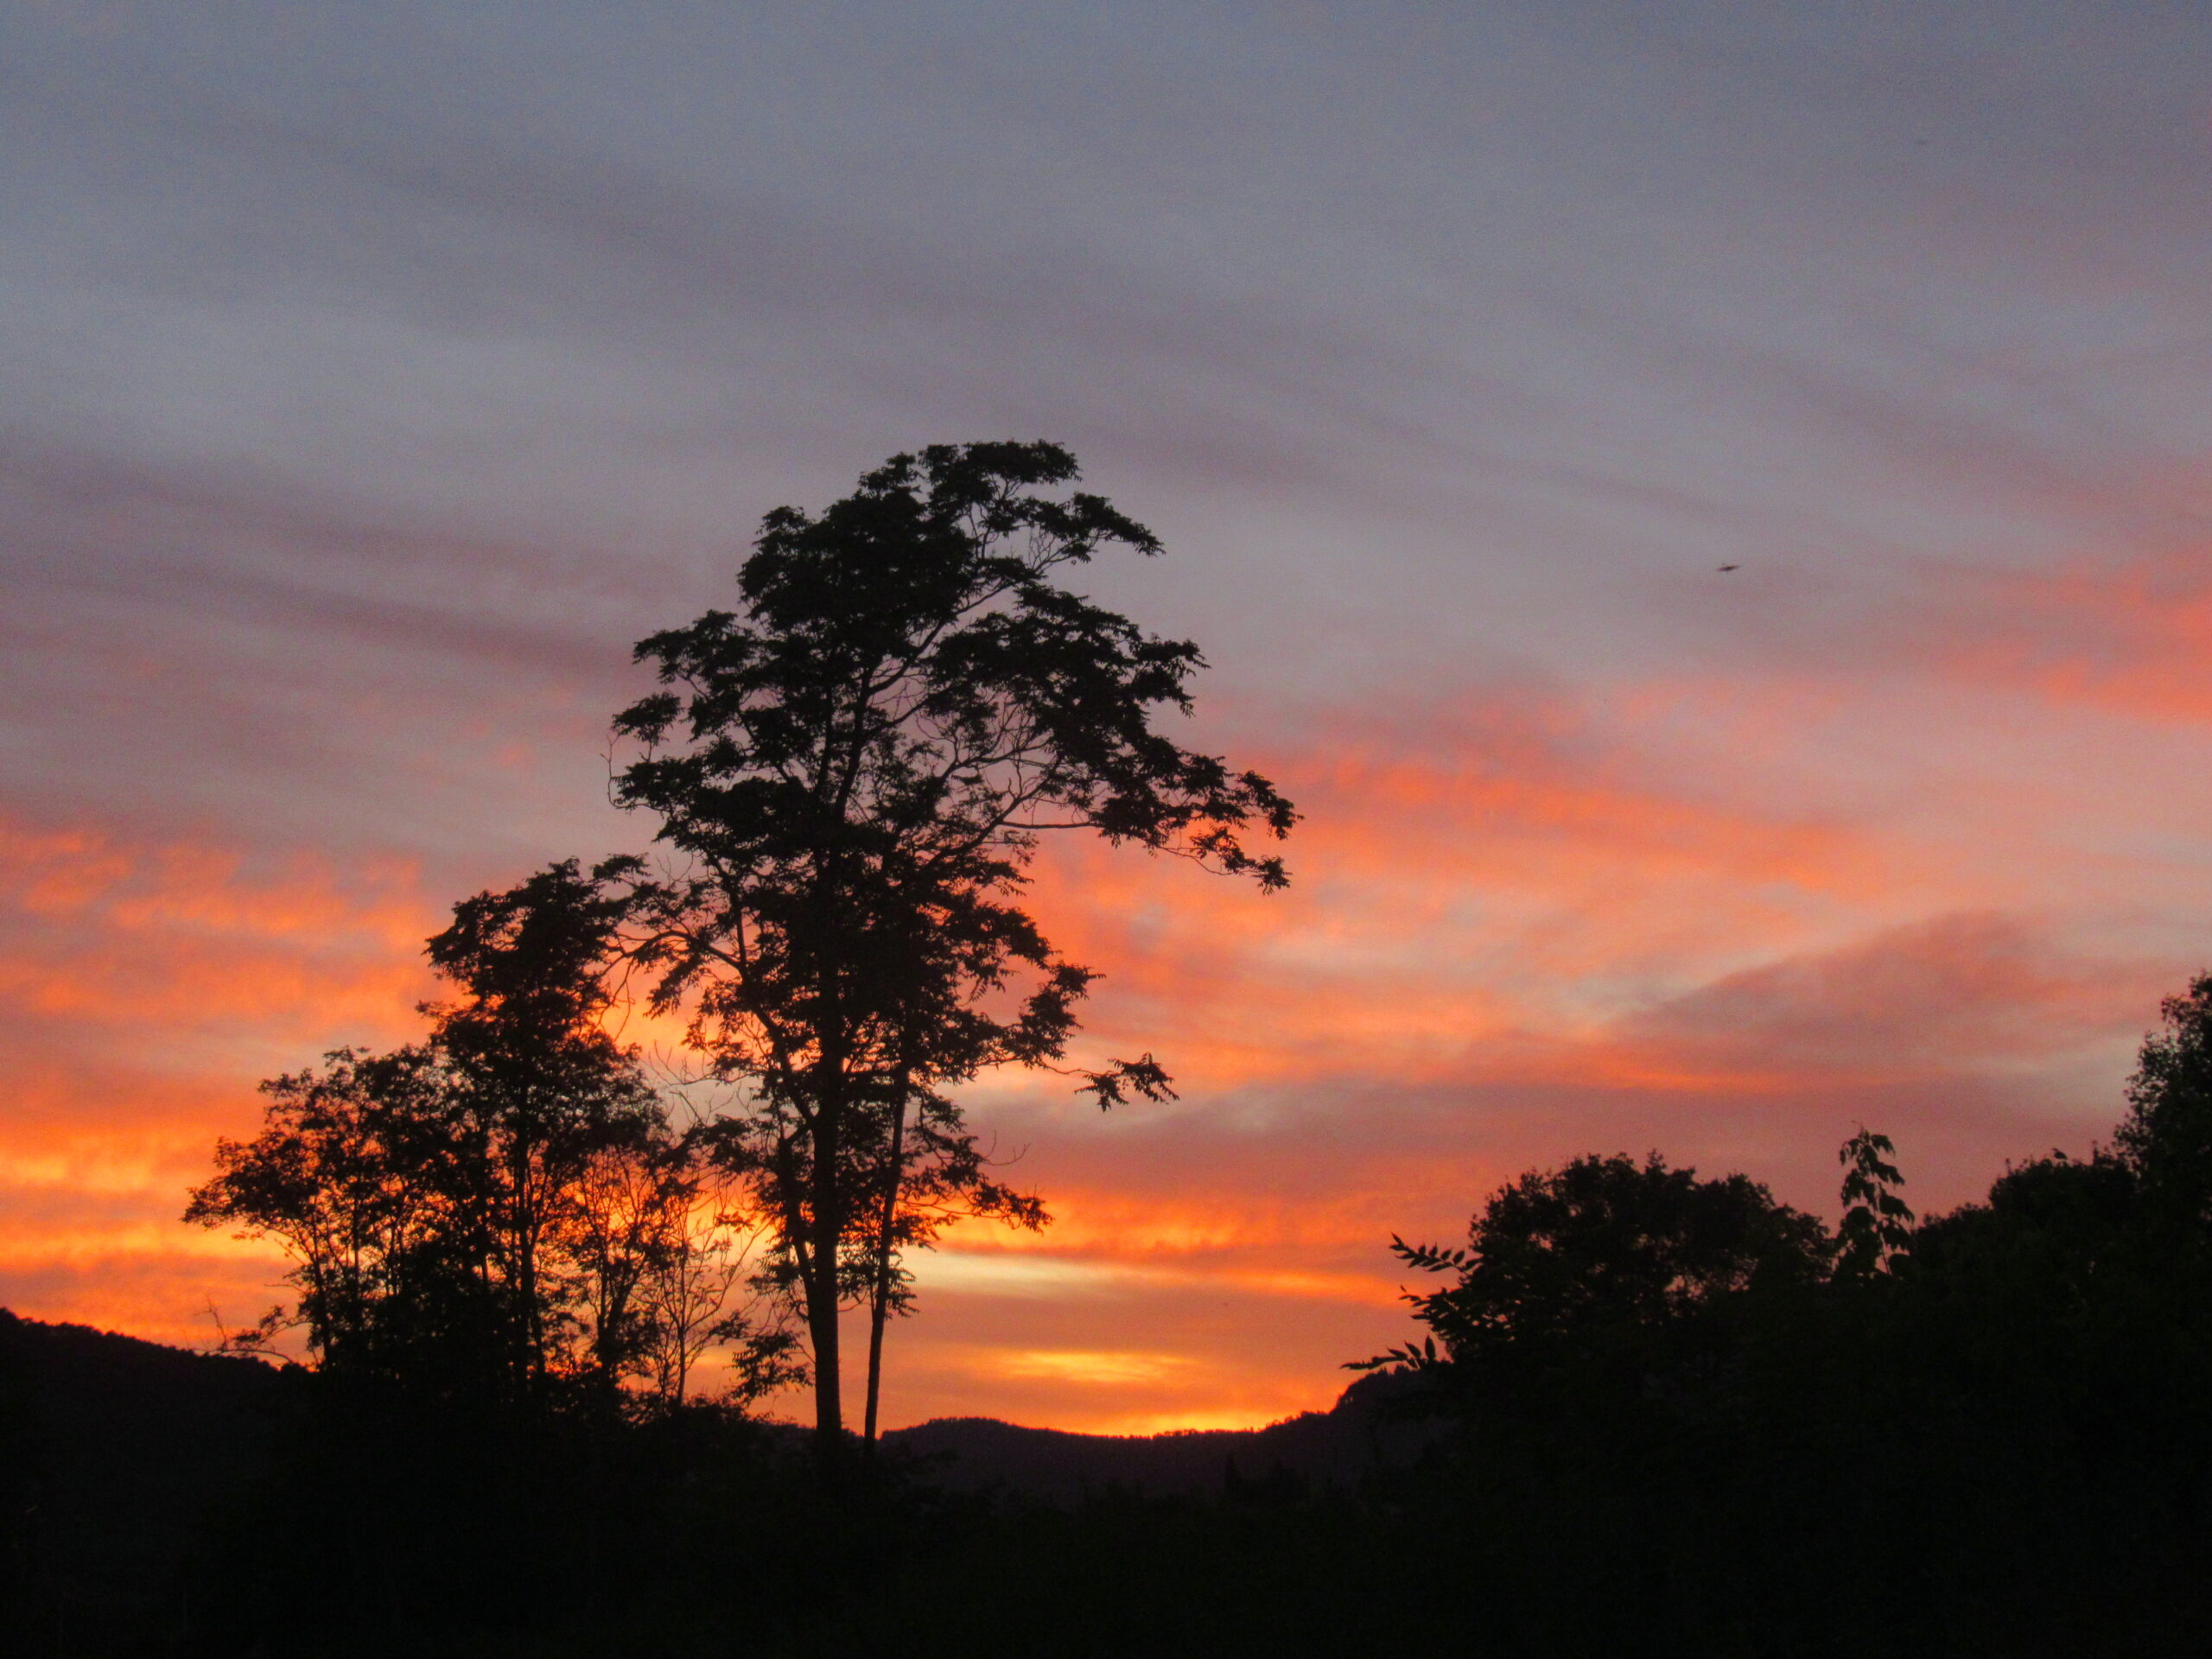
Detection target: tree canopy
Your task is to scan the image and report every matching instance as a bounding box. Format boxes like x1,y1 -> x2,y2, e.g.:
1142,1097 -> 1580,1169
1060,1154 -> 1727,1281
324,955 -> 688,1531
2117,970 -> 2212,1227
1363,1152 -> 1827,1377
186,861 -> 794,1414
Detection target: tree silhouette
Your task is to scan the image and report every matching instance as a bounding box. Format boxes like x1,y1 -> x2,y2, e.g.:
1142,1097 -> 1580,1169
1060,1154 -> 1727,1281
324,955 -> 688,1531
186,1042 -> 476,1387
1834,1125 -> 1913,1279
1358,1151 -> 1827,1376
188,862 -> 793,1411
420,861 -> 667,1404
607,441 -> 1294,1459
2119,971 -> 2212,1229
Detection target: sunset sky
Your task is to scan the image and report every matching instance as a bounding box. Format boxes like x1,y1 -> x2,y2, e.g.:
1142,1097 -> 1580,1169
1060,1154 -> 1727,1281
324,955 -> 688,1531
10,0 -> 2212,1432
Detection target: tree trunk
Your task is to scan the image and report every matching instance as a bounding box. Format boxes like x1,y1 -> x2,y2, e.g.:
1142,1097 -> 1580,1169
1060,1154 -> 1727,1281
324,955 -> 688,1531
805,1064 -> 847,1472
861,1077 -> 911,1459
804,1246 -> 843,1459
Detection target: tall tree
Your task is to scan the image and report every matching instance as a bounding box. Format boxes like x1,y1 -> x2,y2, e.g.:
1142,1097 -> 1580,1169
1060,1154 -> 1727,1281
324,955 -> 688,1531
423,861 -> 664,1403
608,441 -> 1294,1457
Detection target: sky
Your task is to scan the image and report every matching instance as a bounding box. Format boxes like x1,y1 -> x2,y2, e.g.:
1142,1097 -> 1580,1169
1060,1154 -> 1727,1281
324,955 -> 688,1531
8,0 -> 2212,1432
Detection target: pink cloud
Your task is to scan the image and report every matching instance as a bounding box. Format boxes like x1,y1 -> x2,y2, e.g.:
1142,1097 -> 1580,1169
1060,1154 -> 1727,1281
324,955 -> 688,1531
1931,549 -> 2212,725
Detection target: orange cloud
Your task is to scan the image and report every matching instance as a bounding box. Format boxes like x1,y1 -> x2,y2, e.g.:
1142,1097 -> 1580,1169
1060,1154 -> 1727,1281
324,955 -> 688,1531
0,815 -> 451,1348
0,813 -> 438,1055
1000,690 -> 1967,1109
1933,551 -> 2212,724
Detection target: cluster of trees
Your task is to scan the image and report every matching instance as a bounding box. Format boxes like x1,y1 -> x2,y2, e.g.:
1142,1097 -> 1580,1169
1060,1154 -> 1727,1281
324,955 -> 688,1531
189,442 -> 1293,1453
1285,976 -> 2212,1655
774,983 -> 2212,1658
113,964 -> 2212,1653
187,862 -> 797,1414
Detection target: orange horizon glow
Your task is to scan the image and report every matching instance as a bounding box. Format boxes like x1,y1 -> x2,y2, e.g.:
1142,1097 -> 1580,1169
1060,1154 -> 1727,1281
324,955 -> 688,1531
5,582 -> 2203,1433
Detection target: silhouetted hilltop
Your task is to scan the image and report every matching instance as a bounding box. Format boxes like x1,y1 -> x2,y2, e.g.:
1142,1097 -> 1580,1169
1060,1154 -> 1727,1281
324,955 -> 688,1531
882,1369 -> 1439,1503
2,1308 -> 288,1646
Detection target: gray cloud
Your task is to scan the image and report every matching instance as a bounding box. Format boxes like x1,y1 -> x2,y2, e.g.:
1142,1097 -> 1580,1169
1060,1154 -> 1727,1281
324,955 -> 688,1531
1624,912 -> 2158,1080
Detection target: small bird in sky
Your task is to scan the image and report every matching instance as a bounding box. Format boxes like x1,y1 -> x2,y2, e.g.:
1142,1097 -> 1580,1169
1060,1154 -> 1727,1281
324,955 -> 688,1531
1718,563 -> 1739,573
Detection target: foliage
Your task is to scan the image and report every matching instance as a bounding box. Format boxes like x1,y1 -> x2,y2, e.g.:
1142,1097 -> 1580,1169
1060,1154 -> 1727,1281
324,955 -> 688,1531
1328,1059 -> 2212,1655
121,971 -> 2212,1654
1834,1124 -> 1914,1278
1358,1152 -> 1827,1375
2118,969 -> 2212,1226
187,862 -> 796,1414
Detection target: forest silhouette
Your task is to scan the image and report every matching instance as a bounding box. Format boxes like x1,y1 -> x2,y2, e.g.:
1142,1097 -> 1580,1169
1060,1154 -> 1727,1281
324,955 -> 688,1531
10,446 -> 2212,1656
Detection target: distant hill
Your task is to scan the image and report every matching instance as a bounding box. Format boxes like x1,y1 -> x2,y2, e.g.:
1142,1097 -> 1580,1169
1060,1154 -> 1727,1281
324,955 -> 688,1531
2,1307 -> 289,1648
881,1370 -> 1440,1503
0,1306 -> 1438,1651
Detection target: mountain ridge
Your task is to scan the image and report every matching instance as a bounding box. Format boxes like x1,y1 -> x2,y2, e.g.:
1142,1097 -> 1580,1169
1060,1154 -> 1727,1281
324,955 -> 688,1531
879,1370 -> 1436,1502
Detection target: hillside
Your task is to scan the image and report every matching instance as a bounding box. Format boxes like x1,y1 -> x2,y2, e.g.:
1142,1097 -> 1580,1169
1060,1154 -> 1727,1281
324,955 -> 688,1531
2,1308 -> 290,1647
882,1370 -> 1437,1503
0,1307 -> 1440,1654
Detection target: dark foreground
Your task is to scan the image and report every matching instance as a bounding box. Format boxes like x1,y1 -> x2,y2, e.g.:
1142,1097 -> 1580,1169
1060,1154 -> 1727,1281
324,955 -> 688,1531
10,1227 -> 2212,1659
23,977 -> 2212,1656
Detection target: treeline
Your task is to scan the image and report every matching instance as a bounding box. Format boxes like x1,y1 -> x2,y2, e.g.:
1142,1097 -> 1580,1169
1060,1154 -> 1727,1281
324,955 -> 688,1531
811,976 -> 2212,1658
1334,1009 -> 2212,1657
19,979 -> 2212,1656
